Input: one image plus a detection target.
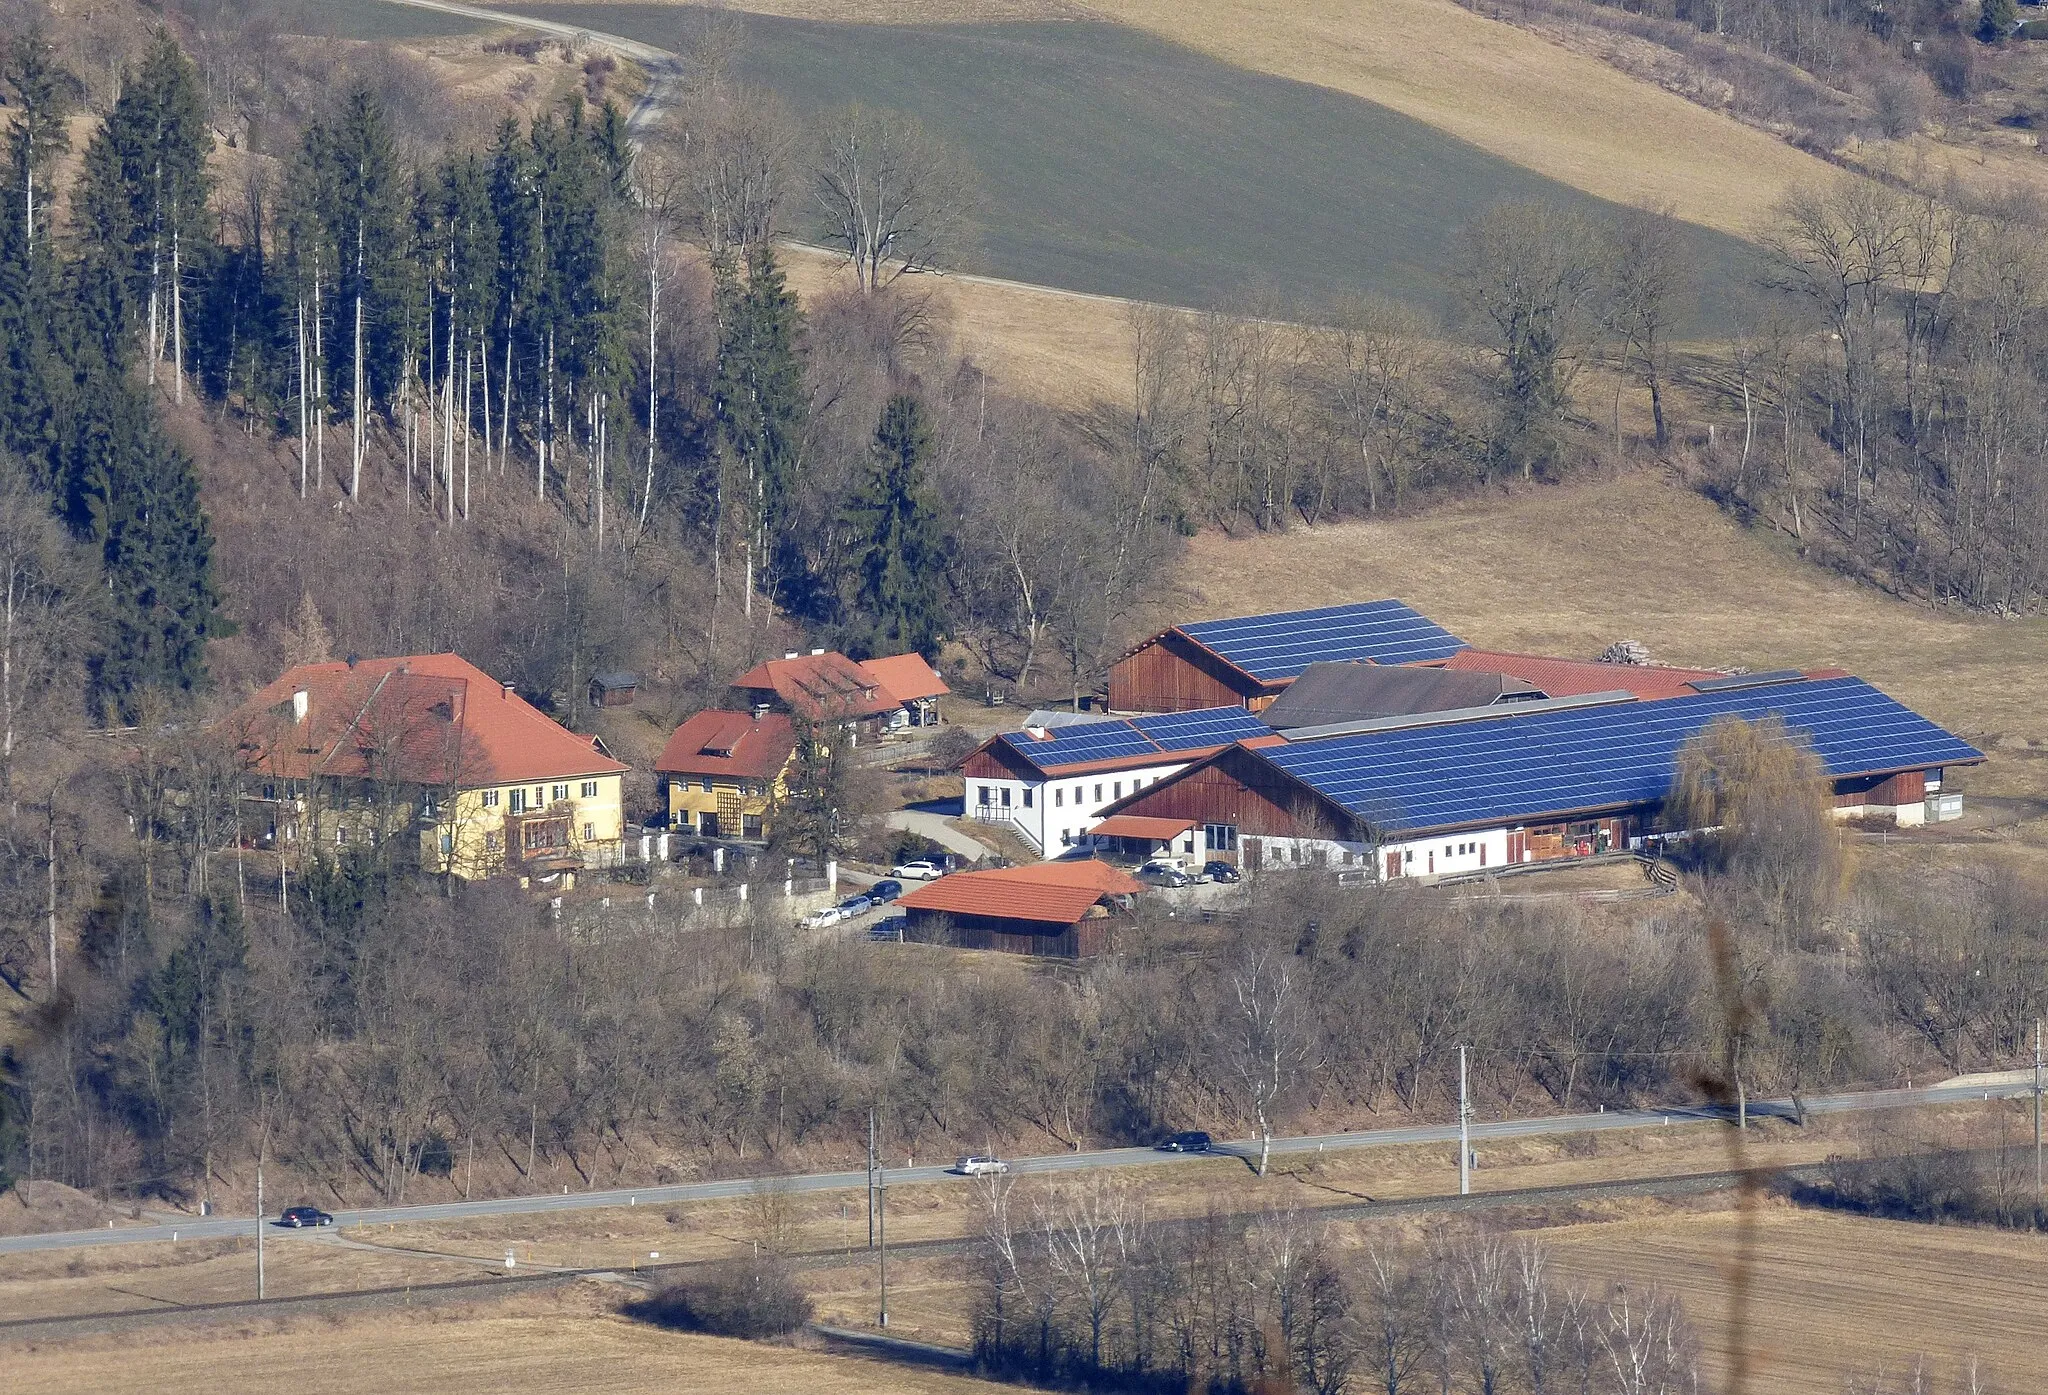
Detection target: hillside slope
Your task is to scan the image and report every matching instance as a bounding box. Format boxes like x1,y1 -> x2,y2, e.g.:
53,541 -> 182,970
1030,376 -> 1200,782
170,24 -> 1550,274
1166,471 -> 2048,795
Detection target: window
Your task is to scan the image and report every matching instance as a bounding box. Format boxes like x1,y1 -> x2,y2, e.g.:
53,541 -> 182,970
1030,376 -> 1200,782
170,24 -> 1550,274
510,789 -> 527,814
1114,781 -> 1123,799
335,825 -> 350,845
701,777 -> 714,793
1000,787 -> 1011,808
1054,787 -> 1065,808
533,788 -> 544,807
742,813 -> 763,838
583,823 -> 595,841
580,780 -> 598,799
482,789 -> 500,809
1445,844 -> 1454,857
1183,836 -> 1196,854
1023,787 -> 1035,808
978,785 -> 991,807
1093,783 -> 1103,803
484,831 -> 503,852
551,784 -> 568,803
1204,823 -> 1239,853
1403,850 -> 1414,864
440,832 -> 453,854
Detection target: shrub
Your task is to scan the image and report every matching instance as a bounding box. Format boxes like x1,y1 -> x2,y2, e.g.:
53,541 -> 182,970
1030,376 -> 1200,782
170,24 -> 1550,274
628,1257 -> 814,1339
1979,0 -> 2019,43
1926,37 -> 1976,100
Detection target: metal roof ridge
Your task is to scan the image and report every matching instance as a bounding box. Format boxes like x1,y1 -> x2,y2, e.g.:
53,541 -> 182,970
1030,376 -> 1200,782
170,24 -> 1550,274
1280,689 -> 1641,742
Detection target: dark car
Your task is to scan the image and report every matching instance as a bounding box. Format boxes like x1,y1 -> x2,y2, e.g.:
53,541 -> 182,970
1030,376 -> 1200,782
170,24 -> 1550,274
1136,861 -> 1192,889
1201,861 -> 1242,884
279,1205 -> 334,1228
1157,1131 -> 1212,1154
868,878 -> 904,903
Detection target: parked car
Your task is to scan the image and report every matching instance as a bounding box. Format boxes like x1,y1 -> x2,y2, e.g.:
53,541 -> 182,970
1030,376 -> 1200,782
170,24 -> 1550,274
868,878 -> 904,902
953,1155 -> 1011,1176
279,1205 -> 334,1227
869,914 -> 907,942
1155,1131 -> 1212,1154
804,905 -> 846,929
892,859 -> 945,880
837,894 -> 874,916
1201,861 -> 1242,884
1136,861 -> 1192,888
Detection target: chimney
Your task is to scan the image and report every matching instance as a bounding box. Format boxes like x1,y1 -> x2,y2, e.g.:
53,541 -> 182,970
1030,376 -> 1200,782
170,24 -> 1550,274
502,680 -> 516,700
811,648 -> 825,656
345,653 -> 359,669
1025,724 -> 1049,741
784,651 -> 799,661
752,704 -> 769,722
292,689 -> 309,725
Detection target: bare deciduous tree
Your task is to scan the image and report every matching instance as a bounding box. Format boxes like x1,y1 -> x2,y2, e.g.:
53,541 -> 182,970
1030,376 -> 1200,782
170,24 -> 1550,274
810,105 -> 978,292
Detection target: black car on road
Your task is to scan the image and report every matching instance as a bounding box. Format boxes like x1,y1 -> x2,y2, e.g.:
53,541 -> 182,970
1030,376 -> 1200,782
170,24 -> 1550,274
1156,1131 -> 1212,1153
869,878 -> 904,902
1201,861 -> 1242,883
278,1205 -> 334,1227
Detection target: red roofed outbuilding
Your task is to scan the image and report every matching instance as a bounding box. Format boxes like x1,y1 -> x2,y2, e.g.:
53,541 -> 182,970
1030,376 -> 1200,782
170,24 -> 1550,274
897,860 -> 1145,956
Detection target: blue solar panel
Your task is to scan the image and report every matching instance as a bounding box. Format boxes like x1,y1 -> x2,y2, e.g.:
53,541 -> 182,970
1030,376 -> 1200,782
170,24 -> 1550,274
1131,706 -> 1270,748
1002,706 -> 1265,772
1178,600 -> 1466,681
1258,676 -> 1982,836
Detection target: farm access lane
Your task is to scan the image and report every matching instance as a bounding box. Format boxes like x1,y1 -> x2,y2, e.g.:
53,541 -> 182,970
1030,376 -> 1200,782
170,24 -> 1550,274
2,1078 -> 2027,1258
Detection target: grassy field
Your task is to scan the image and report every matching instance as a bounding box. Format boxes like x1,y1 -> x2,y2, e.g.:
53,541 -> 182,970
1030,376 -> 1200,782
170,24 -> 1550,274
3,1284 -> 1008,1395
1167,471 -> 2048,798
523,3 -> 1760,324
515,0 -> 1843,246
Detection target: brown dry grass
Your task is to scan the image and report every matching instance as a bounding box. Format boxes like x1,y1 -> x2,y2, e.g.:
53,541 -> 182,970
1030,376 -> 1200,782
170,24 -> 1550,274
1170,470 -> 2048,796
778,246 -> 1140,408
1545,1205 -> 2048,1393
2,1281 -> 1009,1395
0,1232 -> 491,1322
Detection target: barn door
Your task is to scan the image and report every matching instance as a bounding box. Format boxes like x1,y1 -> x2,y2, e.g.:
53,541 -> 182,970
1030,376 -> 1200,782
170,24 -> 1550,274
1244,838 -> 1262,869
1385,850 -> 1401,880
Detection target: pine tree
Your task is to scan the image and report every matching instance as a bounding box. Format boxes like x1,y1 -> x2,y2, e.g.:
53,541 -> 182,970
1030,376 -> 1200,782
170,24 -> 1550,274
71,30 -> 214,392
2,28 -> 77,264
712,242 -> 805,606
324,86 -> 403,499
842,394 -> 947,659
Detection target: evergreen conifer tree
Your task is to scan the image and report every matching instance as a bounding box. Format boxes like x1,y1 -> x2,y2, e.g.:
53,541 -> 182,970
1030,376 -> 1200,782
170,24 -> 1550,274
712,243 -> 805,603
842,393 -> 947,659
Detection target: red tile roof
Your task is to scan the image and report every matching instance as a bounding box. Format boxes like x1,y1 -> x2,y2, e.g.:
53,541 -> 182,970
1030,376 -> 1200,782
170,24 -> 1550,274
860,652 -> 950,704
224,654 -> 627,788
1091,815 -> 1198,840
655,709 -> 798,781
732,652 -> 897,720
898,860 -> 1144,927
1430,650 -> 1724,701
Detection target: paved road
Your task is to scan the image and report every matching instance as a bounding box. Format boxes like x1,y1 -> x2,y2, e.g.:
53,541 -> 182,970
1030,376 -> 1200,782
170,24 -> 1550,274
4,1078 -> 2029,1258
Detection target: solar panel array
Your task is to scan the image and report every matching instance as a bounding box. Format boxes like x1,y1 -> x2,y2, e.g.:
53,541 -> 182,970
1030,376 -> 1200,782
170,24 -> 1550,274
1177,600 -> 1467,682
1259,676 -> 1982,836
1001,705 -> 1268,772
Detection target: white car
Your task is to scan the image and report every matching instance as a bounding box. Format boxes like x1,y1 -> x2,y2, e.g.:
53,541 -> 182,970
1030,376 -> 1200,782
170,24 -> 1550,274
953,1155 -> 1010,1176
803,905 -> 846,929
891,859 -> 945,880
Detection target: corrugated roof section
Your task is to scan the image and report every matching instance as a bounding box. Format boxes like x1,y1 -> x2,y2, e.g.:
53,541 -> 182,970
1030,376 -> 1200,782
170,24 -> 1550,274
1432,649 -> 1723,701
898,860 -> 1146,927
1262,662 -> 1541,729
1177,600 -> 1466,681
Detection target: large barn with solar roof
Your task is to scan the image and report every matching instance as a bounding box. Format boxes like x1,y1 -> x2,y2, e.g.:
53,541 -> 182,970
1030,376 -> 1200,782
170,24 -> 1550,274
1108,600 -> 1468,713
1084,671 -> 1981,879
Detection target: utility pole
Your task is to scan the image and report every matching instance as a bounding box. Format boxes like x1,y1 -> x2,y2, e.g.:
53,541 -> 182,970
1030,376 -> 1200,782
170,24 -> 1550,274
1458,1044 -> 1471,1197
877,1141 -> 889,1329
256,1161 -> 265,1300
867,1109 -> 877,1249
2034,1019 -> 2042,1213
